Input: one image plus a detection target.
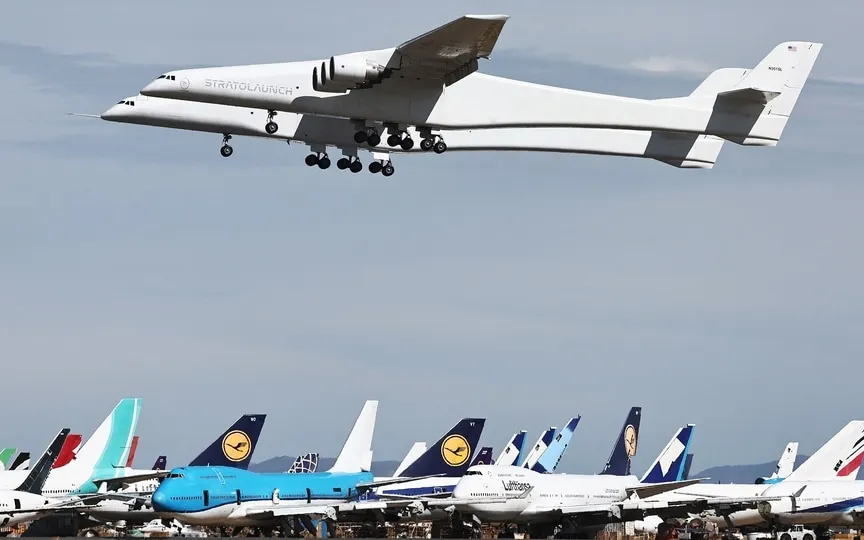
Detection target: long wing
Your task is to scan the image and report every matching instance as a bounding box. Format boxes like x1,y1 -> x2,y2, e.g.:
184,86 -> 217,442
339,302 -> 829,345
395,14 -> 509,84
534,495 -> 785,521
90,471 -> 170,491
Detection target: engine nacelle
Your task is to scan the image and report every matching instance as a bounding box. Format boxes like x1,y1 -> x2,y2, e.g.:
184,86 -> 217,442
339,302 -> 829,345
312,55 -> 387,92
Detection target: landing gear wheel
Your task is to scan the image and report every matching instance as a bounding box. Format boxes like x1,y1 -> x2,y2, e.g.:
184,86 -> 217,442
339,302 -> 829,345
305,154 -> 319,166
387,134 -> 401,147
367,133 -> 381,147
420,138 -> 434,151
381,163 -> 395,177
337,158 -> 350,170
265,121 -> 279,134
433,140 -> 447,154
317,156 -> 331,169
368,162 -> 383,174
220,145 -> 233,157
399,137 -> 414,150
353,131 -> 368,144
349,160 -> 363,173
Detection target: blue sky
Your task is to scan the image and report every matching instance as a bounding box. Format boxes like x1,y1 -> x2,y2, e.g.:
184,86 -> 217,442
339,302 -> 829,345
0,2 -> 862,475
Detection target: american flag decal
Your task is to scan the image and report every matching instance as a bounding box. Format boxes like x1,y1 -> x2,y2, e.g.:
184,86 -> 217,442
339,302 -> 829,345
788,45 -> 797,52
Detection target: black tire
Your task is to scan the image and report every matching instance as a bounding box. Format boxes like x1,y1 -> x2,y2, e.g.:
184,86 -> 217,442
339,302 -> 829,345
400,137 -> 414,150
420,138 -> 434,151
382,163 -> 395,177
368,161 -> 383,174
804,534 -> 814,540
387,134 -> 401,147
318,157 -> 331,169
304,154 -> 318,166
367,133 -> 381,147
780,533 -> 792,540
220,145 -> 233,157
353,131 -> 367,144
337,158 -> 349,170
265,121 -> 279,134
433,140 -> 447,154
349,160 -> 362,173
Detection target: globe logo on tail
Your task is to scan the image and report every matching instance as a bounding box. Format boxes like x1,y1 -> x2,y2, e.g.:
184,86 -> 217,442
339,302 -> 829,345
222,430 -> 252,462
441,435 -> 471,467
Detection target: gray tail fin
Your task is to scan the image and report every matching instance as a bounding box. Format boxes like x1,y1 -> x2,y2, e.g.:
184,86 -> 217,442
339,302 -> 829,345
16,429 -> 70,494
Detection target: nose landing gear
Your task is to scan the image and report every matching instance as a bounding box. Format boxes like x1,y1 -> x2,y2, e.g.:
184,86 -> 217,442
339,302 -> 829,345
220,134 -> 233,157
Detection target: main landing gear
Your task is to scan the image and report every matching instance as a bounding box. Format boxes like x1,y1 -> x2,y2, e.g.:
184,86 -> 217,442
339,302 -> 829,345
368,159 -> 395,177
265,110 -> 279,134
220,134 -> 234,157
419,134 -> 447,154
304,152 -> 331,169
353,127 -> 381,147
336,156 -> 364,173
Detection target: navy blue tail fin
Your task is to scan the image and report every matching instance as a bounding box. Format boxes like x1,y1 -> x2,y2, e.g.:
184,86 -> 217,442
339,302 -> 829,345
152,455 -> 167,470
599,406 -> 642,476
187,414 -> 266,469
470,447 -> 493,466
682,453 -> 694,480
16,429 -> 69,494
399,418 -> 485,478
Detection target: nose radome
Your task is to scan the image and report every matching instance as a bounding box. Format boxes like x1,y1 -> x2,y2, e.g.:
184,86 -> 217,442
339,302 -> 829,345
151,490 -> 169,511
100,104 -> 121,120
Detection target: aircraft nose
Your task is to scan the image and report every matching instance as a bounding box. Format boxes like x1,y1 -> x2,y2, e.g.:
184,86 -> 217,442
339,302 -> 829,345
151,490 -> 169,511
100,104 -> 122,121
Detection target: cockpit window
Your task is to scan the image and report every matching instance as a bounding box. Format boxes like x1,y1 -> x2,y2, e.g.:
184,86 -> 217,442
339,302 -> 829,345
116,100 -> 135,106
167,473 -> 185,479
157,74 -> 176,81
465,470 -> 482,476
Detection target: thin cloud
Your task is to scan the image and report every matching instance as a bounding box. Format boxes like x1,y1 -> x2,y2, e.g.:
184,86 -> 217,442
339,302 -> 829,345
627,56 -> 713,75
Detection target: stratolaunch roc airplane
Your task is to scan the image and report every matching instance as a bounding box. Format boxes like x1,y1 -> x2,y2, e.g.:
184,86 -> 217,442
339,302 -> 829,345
136,14 -> 822,167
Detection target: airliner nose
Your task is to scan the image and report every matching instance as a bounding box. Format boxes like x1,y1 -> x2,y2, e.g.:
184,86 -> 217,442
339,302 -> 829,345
151,490 -> 169,511
100,104 -> 122,120
140,73 -> 181,98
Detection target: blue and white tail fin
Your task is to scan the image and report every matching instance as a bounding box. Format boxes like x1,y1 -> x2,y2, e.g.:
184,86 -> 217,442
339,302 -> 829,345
532,417 -> 581,473
522,427 -> 556,469
393,443 -> 427,477
470,447 -> 494,466
599,406 -> 642,476
288,453 -> 319,473
495,431 -> 526,467
399,418 -> 486,478
328,400 -> 378,473
756,442 -> 798,484
785,420 -> 864,482
639,424 -> 695,483
682,453 -> 694,481
76,398 -> 142,473
152,456 -> 167,470
187,414 -> 266,469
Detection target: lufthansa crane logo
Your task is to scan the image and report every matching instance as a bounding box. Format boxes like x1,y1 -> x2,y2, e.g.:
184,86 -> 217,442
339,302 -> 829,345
222,430 -> 252,462
441,435 -> 471,467
624,425 -> 638,458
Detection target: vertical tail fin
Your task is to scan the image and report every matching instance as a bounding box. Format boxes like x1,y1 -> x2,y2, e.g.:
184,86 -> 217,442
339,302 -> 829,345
152,456 -> 167,470
0,448 -> 17,470
522,427 -> 556,469
399,418 -> 486,478
495,431 -> 527,467
757,442 -> 798,484
639,424 -> 695,483
288,453 -> 319,474
125,436 -> 140,468
681,453 -> 694,481
187,414 -> 266,469
600,406 -> 642,476
393,442 -> 428,477
329,400 -> 379,473
532,416 -> 581,473
75,398 -> 142,476
53,434 -> 82,469
15,429 -> 70,494
470,447 -> 494,467
10,453 -> 31,471
785,421 -> 864,482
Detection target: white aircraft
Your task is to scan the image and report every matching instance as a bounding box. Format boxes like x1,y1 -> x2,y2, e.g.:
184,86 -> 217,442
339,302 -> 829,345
641,420 -> 864,531
0,429 -> 91,528
85,93 -> 729,175
137,15 -> 821,158
756,442 -> 799,485
0,398 -> 141,497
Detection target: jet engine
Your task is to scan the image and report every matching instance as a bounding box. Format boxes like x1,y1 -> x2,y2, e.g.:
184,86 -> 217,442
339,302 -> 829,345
312,55 -> 388,92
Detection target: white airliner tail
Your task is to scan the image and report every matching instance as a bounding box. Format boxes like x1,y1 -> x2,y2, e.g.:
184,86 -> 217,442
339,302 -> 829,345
393,442 -> 427,477
774,441 -> 799,479
72,398 -> 142,473
785,421 -> 864,482
328,400 -> 378,473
